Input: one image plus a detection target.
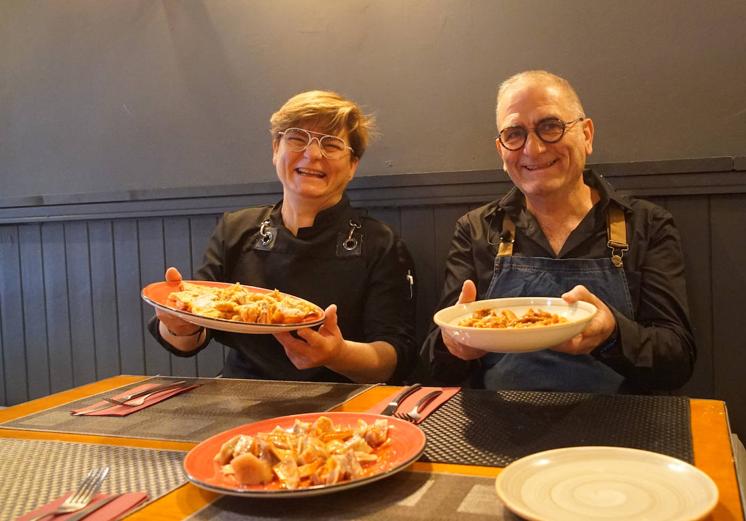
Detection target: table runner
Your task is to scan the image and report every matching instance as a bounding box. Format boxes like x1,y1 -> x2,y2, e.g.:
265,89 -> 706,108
420,389 -> 693,467
0,377 -> 372,443
0,438 -> 185,521
186,471 -> 520,521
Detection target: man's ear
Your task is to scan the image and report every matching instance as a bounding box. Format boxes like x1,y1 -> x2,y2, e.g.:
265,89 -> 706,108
583,118 -> 595,155
272,139 -> 279,166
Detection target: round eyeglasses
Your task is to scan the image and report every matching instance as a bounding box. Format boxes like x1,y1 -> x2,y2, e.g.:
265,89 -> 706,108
497,117 -> 584,151
278,128 -> 354,160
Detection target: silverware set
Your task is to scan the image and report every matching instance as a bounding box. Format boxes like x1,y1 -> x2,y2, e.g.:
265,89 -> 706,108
381,383 -> 444,423
26,467 -> 109,521
394,389 -> 443,423
71,380 -> 191,416
102,380 -> 189,406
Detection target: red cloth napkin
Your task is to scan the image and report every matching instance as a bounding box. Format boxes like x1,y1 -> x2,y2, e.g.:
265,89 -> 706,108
71,383 -> 198,416
16,492 -> 148,521
367,386 -> 460,424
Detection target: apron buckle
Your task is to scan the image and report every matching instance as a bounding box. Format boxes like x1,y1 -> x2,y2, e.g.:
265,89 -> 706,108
607,240 -> 629,268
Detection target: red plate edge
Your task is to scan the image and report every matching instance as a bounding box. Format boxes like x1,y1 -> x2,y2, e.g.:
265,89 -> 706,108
183,411 -> 427,498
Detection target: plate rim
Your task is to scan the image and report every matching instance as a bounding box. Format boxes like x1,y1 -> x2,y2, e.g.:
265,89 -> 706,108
495,445 -> 719,521
141,280 -> 326,333
183,411 -> 427,498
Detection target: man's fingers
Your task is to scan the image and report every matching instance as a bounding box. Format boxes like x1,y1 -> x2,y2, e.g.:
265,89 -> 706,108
457,280 -> 477,304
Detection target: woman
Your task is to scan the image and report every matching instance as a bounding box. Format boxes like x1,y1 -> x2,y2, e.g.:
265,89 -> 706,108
150,90 -> 417,384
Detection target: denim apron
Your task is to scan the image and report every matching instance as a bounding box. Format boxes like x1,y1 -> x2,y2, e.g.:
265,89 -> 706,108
481,205 -> 633,393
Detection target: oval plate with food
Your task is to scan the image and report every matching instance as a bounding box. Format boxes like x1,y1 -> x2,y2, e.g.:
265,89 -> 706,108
142,280 -> 325,334
183,411 -> 426,498
434,297 -> 597,353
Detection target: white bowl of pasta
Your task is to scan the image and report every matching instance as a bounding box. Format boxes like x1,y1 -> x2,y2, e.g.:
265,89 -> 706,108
433,297 -> 597,353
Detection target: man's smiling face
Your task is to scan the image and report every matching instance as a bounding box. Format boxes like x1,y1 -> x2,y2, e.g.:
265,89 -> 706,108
496,79 -> 594,200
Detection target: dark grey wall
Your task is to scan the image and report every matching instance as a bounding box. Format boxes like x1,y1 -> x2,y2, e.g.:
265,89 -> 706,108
2,0 -> 746,200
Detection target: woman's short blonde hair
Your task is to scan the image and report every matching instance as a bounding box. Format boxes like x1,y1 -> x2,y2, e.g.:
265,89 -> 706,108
270,90 -> 375,160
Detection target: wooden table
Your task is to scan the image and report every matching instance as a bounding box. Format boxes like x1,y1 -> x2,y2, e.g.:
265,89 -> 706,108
1,375 -> 743,520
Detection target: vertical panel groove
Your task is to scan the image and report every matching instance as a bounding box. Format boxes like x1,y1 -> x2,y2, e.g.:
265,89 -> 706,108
84,222 -> 98,380
40,224 -> 52,393
17,225 -> 29,400
161,218 -> 172,375
136,220 -> 146,374
706,196 -> 715,392
110,220 -> 122,375
63,224 -> 74,387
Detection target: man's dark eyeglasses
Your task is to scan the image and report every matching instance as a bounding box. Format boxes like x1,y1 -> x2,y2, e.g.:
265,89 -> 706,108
497,117 -> 584,151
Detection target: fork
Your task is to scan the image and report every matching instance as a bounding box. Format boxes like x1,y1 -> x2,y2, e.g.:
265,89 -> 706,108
102,380 -> 189,406
26,467 -> 109,521
394,390 -> 443,423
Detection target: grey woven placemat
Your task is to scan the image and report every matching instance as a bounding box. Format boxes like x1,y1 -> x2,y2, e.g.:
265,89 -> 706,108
420,390 -> 693,467
0,377 -> 371,443
186,471 -> 521,521
0,438 -> 186,521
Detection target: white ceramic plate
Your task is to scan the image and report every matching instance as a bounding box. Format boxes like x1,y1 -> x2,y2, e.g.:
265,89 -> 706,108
433,297 -> 597,352
495,446 -> 718,521
142,280 -> 325,334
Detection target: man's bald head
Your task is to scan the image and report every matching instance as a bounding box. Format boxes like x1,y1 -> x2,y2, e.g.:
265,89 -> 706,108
496,70 -> 585,128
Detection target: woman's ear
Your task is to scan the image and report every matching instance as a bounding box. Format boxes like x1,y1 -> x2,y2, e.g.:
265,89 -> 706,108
272,139 -> 279,166
347,157 -> 359,181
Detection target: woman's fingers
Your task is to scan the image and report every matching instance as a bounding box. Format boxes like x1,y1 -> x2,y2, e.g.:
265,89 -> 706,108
165,267 -> 183,282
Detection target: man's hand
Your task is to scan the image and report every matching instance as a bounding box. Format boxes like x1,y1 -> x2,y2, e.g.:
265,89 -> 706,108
273,304 -> 345,370
441,280 -> 487,361
553,284 -> 617,355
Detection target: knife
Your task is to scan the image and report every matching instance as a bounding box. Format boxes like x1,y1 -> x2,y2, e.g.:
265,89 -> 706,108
65,494 -> 121,521
380,383 -> 423,416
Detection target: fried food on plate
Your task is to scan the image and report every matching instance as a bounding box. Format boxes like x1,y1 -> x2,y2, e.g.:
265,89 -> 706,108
168,281 -> 321,324
215,415 -> 391,489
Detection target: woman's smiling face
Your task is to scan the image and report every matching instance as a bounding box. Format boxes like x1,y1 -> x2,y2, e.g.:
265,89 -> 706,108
272,125 -> 358,209
496,80 -> 594,200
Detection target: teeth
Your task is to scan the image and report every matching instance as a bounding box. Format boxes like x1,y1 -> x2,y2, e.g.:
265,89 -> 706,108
296,168 -> 325,177
524,160 -> 556,170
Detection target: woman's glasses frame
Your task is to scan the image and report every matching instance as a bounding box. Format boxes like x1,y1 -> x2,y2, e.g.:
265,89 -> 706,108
278,127 -> 354,160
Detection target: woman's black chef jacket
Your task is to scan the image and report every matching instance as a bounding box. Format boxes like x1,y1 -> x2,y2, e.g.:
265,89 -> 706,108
150,196 -> 417,384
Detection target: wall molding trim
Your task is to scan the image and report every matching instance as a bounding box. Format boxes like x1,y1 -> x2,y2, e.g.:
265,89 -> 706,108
2,156 -> 744,224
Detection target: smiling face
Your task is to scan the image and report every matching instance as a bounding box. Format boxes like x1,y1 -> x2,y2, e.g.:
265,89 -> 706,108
272,125 -> 359,210
496,79 -> 594,201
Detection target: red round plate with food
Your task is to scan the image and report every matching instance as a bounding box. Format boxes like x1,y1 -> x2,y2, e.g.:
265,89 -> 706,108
141,280 -> 325,334
183,411 -> 426,497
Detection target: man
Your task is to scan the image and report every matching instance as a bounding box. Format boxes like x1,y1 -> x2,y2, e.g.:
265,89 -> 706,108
421,70 -> 695,393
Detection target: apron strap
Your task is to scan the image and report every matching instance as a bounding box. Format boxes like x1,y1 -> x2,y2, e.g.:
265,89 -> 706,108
498,213 -> 516,257
497,205 -> 628,266
606,204 -> 629,268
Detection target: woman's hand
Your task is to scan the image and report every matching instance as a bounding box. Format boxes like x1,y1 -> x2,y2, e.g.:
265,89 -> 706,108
156,267 -> 203,338
553,284 -> 617,355
273,304 -> 345,370
441,280 -> 487,361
